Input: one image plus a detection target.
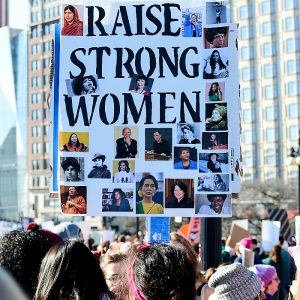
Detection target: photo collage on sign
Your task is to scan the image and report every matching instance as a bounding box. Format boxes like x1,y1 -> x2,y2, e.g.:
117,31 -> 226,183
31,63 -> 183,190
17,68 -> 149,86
56,0 -> 236,217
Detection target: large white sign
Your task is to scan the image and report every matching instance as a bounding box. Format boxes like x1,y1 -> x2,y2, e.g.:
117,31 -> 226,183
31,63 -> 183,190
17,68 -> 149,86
52,0 -> 240,217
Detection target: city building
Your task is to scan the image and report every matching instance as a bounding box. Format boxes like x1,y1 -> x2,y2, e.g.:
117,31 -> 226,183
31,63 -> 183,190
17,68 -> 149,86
231,1 -> 300,183
28,0 -> 61,222
0,27 -> 28,221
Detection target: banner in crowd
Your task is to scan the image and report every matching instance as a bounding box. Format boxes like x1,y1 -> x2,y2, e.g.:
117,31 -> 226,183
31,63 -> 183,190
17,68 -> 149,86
52,0 -> 240,217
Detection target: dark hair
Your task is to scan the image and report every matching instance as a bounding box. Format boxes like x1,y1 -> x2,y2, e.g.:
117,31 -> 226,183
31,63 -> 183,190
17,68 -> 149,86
271,245 -> 282,264
171,181 -> 188,198
112,188 -> 125,200
153,130 -> 162,135
128,244 -> 196,300
214,174 -> 223,182
0,230 -> 52,297
180,124 -> 194,133
207,194 -> 227,202
178,147 -> 190,156
139,174 -> 158,190
61,157 -> 80,173
64,5 -> 75,14
209,82 -> 221,97
118,160 -> 130,172
68,133 -> 80,147
205,27 -> 227,44
135,75 -> 148,87
72,76 -> 97,95
34,240 -> 109,300
209,50 -> 227,73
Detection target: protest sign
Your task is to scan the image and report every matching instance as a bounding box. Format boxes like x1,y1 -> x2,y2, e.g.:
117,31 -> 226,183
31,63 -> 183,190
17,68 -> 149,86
51,0 -> 240,217
147,217 -> 170,243
261,220 -> 280,252
227,224 -> 249,248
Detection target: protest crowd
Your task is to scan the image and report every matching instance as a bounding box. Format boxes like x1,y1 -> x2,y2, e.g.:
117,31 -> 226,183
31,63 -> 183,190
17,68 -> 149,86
0,221 -> 300,300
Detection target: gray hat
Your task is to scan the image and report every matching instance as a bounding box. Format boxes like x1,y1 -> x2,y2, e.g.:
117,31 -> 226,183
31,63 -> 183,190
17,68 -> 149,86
92,153 -> 105,161
208,263 -> 261,300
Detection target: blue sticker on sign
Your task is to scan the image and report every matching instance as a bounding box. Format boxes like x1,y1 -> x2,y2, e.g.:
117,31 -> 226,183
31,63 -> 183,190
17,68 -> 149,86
149,217 -> 170,244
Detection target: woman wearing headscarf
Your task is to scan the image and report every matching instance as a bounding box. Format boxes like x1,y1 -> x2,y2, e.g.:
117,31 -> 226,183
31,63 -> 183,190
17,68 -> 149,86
61,5 -> 83,36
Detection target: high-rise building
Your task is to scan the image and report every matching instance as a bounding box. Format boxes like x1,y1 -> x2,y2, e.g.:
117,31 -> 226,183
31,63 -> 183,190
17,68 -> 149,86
28,0 -> 61,222
0,0 -> 8,27
0,27 -> 28,221
231,1 -> 300,182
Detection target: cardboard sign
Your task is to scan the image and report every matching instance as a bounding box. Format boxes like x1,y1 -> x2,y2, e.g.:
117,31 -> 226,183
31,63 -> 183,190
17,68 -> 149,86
295,216 -> 300,245
261,220 -> 280,252
227,224 -> 250,248
51,0 -> 240,217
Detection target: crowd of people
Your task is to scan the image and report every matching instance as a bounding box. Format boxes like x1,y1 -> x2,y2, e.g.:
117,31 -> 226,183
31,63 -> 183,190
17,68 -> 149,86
0,222 -> 299,300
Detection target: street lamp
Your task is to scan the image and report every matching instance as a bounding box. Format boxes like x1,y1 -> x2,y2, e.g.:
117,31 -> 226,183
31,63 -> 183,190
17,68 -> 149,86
287,146 -> 300,211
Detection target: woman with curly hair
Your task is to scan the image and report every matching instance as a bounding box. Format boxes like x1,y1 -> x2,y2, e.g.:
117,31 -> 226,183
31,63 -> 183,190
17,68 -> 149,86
61,132 -> 89,152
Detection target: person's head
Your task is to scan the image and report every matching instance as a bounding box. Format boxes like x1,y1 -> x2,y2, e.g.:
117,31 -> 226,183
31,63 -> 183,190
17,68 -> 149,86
82,76 -> 97,93
138,175 -> 158,199
249,265 -> 280,296
211,50 -> 220,62
0,230 -> 53,297
68,186 -> 78,197
34,240 -> 109,300
101,253 -> 128,300
127,244 -> 196,300
122,127 -> 132,138
153,130 -> 162,143
64,5 -> 76,24
214,174 -> 222,182
68,132 -> 80,146
211,108 -> 222,121
135,75 -> 148,90
61,157 -> 80,181
92,153 -> 106,167
52,222 -> 83,242
181,124 -> 194,138
190,13 -> 197,25
208,263 -> 261,300
207,194 -> 227,214
205,27 -> 227,48
270,245 -> 282,263
112,188 -> 125,201
208,153 -> 219,162
118,160 -> 130,172
179,147 -> 191,161
210,133 -> 217,141
209,82 -> 220,95
171,181 -> 188,201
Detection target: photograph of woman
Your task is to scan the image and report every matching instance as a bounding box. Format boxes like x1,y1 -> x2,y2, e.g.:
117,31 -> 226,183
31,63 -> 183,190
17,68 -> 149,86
61,5 -> 83,36
207,153 -> 222,173
136,174 -> 163,214
166,181 -> 194,208
110,189 -> 132,212
178,124 -> 200,144
202,132 -> 228,150
197,194 -> 231,216
61,133 -> 89,152
129,75 -> 152,96
61,186 -> 87,214
174,147 -> 197,170
71,76 -> 98,96
203,50 -> 229,79
182,9 -> 201,37
113,160 -> 135,183
208,82 -> 223,101
61,157 -> 83,182
197,174 -> 228,192
205,104 -> 227,131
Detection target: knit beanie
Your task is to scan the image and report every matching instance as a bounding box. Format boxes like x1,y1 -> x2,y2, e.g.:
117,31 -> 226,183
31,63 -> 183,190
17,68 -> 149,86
208,263 -> 261,300
249,265 -> 276,288
238,237 -> 252,249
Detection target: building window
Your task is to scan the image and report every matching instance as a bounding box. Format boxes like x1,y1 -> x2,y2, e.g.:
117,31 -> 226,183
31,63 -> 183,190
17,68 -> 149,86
285,38 -> 300,53
265,149 -> 275,165
32,143 -> 41,154
286,60 -> 300,75
43,108 -> 49,119
44,41 -> 51,52
265,106 -> 278,120
43,75 -> 49,85
283,0 -> 298,10
31,26 -> 40,38
240,25 -> 253,40
263,63 -> 276,78
287,81 -> 300,96
243,109 -> 251,123
265,128 -> 277,142
31,109 -> 40,121
32,160 -> 40,170
43,24 -> 51,35
243,150 -> 254,167
31,76 -> 40,87
264,85 -> 277,99
287,103 -> 300,118
285,16 -> 299,31
241,87 -> 254,102
44,57 -> 51,69
261,1 -> 274,14
31,60 -> 40,71
239,5 -> 252,19
241,67 -> 254,81
43,125 -> 49,136
31,93 -> 41,104
31,44 -> 40,55
289,125 -> 298,140
32,177 -> 40,187
243,130 -> 256,144
240,47 -> 254,60
262,42 -> 276,57
32,126 -> 40,137
43,159 -> 49,170
262,21 -> 275,36
44,142 -> 49,153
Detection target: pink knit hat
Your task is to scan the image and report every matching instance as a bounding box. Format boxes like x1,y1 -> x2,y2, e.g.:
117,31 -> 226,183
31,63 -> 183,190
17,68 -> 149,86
249,265 -> 276,287
238,237 -> 253,249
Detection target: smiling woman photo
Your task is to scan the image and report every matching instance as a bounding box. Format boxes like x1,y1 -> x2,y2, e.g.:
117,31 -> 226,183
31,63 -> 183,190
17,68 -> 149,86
198,194 -> 230,215
61,5 -> 83,36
